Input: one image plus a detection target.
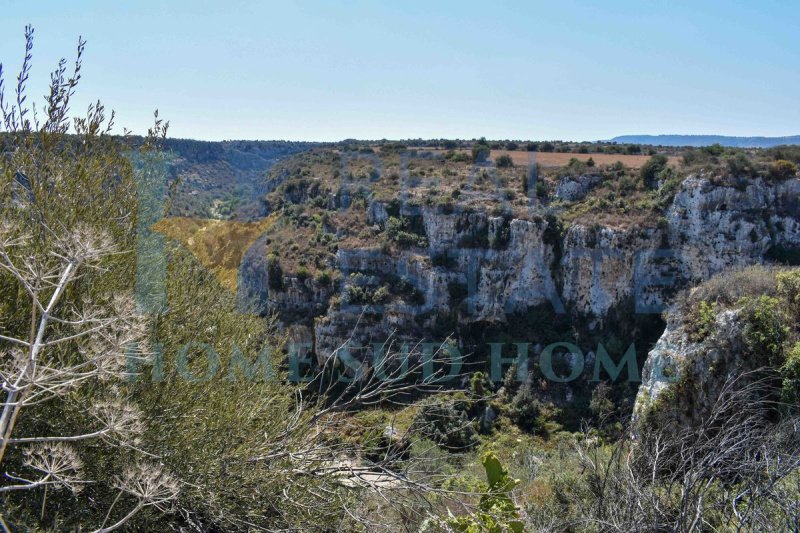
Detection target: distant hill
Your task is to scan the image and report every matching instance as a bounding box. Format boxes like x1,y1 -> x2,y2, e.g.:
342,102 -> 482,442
609,134 -> 800,148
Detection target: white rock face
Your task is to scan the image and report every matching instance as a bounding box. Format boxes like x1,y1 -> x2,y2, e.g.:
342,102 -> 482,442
633,307 -> 749,427
253,175 -> 800,362
555,174 -> 603,202
668,176 -> 800,282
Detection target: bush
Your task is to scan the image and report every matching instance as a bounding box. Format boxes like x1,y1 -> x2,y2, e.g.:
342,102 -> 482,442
701,143 -> 725,156
442,139 -> 458,150
296,266 -> 309,280
765,145 -> 800,164
372,285 -> 390,304
590,382 -> 615,421
472,138 -> 491,163
267,254 -> 284,290
626,144 -> 642,155
560,157 -> 587,178
727,152 -> 758,178
540,141 -> 555,152
525,142 -> 538,152
495,154 -> 514,168
776,269 -> 800,319
768,160 -> 797,181
444,453 -> 523,533
639,155 -> 668,188
411,398 -> 479,452
315,269 -> 333,286
741,295 -> 789,368
687,300 -> 718,342
682,266 -> 779,310
508,382 -> 546,433
780,342 -> 800,406
535,180 -> 548,198
505,141 -> 519,151
386,216 -> 428,248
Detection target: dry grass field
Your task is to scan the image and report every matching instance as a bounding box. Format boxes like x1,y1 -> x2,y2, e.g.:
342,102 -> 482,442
418,148 -> 680,168
489,150 -> 682,168
153,213 -> 278,291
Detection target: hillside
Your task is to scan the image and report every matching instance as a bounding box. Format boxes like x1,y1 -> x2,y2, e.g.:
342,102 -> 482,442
158,138 -> 316,220
145,141 -> 800,428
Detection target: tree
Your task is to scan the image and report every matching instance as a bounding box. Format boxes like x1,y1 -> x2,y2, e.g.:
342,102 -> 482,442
0,27 -> 177,530
625,144 -> 642,154
472,138 -> 491,163
639,154 -> 668,188
539,141 -> 555,153
267,253 -> 284,290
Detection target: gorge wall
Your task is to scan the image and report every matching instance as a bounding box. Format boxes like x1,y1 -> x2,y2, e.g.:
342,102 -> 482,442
238,174 -> 800,372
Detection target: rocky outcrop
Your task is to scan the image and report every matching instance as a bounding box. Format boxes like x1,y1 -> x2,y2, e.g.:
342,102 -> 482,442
555,174 -> 602,202
633,308 -> 747,427
244,174 -> 800,362
667,176 -> 800,282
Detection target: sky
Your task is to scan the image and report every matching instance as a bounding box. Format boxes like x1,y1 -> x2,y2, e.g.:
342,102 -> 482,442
1,0 -> 798,142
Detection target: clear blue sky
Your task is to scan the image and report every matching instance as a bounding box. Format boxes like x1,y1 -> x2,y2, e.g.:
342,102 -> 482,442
1,0 -> 798,141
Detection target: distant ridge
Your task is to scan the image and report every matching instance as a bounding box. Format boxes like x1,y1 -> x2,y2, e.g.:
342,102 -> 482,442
608,134 -> 800,148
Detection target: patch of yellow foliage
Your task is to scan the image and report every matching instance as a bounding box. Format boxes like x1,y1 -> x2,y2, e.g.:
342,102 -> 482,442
152,213 -> 277,292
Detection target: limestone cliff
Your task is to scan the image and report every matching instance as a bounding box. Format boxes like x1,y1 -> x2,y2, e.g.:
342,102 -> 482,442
244,173 -> 799,365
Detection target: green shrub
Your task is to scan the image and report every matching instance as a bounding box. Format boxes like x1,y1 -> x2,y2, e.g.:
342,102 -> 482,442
267,254 -> 284,290
343,283 -> 388,305
372,285 -> 390,304
451,151 -> 471,162
701,143 -> 725,156
296,266 -> 309,280
626,144 -> 642,155
559,157 -> 587,178
472,138 -> 491,163
687,300 -> 718,342
535,180 -> 548,198
768,160 -> 797,181
741,295 -> 789,368
445,452 -> 523,533
590,382 -> 615,421
727,152 -> 758,178
495,154 -> 514,168
639,155 -> 668,188
508,382 -> 546,433
780,342 -> 800,406
315,269 -> 333,286
442,139 -> 458,150
411,399 -> 479,451
776,269 -> 800,319
386,216 -> 428,248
